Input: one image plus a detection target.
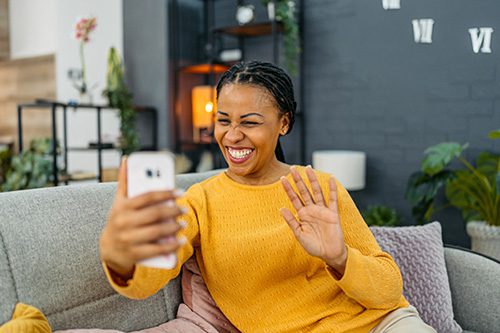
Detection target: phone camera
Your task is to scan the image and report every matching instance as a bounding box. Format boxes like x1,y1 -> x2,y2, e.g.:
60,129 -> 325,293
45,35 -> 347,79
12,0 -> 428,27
145,168 -> 161,178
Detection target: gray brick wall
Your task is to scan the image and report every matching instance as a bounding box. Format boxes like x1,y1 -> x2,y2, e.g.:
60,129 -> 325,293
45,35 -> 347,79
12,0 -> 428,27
214,0 -> 499,246
303,0 -> 499,246
128,0 -> 498,246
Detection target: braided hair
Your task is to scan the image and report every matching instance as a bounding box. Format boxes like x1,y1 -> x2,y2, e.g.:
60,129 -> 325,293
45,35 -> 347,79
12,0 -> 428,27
216,61 -> 297,163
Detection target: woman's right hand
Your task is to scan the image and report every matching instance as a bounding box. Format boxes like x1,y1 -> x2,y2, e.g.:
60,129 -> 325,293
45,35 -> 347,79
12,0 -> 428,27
99,157 -> 185,281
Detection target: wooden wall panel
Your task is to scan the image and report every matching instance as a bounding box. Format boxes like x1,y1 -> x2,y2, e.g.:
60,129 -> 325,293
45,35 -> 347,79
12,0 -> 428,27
0,55 -> 55,150
0,0 -> 9,60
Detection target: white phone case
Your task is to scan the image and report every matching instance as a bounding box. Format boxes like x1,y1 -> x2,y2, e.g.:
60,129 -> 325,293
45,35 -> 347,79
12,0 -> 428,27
127,151 -> 177,269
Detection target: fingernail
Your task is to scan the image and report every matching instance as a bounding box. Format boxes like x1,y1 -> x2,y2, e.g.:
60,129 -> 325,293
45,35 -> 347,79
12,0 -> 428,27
306,164 -> 312,169
178,236 -> 187,245
174,189 -> 185,197
164,235 -> 176,244
180,206 -> 188,214
178,220 -> 187,229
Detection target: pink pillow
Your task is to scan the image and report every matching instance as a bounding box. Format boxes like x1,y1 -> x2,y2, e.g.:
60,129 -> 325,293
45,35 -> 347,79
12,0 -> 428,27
182,257 -> 240,333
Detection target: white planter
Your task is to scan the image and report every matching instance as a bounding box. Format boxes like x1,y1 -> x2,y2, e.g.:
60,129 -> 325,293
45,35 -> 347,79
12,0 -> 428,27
466,221 -> 500,261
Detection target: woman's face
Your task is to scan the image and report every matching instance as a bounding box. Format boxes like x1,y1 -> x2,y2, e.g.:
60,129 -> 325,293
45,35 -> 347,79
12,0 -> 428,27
214,83 -> 289,178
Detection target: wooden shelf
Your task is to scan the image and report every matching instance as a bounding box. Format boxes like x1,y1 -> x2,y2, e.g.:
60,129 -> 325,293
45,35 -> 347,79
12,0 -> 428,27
214,22 -> 283,37
68,147 -> 118,151
60,172 -> 97,182
180,63 -> 230,74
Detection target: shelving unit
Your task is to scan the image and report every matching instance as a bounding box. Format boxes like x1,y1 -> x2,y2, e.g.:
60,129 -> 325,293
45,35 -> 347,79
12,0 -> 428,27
17,100 -> 157,185
171,0 -> 305,167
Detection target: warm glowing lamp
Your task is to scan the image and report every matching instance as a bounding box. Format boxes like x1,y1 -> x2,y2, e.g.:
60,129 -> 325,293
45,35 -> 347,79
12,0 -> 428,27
192,85 -> 217,142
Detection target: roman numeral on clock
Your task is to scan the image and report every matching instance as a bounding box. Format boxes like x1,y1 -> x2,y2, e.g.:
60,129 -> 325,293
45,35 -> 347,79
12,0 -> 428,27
412,19 -> 435,44
469,28 -> 494,53
382,0 -> 400,10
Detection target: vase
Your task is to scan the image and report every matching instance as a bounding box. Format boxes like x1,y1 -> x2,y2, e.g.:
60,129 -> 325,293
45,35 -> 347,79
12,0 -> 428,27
79,91 -> 93,105
267,2 -> 275,20
466,221 -> 500,261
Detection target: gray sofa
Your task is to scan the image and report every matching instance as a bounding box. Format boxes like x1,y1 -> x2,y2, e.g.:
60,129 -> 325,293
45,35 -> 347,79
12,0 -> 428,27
0,170 -> 498,332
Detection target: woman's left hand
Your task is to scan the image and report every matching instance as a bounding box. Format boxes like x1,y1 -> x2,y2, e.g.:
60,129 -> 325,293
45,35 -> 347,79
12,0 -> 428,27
280,166 -> 348,274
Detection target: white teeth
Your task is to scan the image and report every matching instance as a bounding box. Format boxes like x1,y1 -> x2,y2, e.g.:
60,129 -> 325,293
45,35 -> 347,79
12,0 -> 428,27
228,148 -> 253,159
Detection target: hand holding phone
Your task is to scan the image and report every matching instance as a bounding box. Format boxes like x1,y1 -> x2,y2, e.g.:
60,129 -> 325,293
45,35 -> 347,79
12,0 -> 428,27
127,152 -> 180,269
99,152 -> 185,279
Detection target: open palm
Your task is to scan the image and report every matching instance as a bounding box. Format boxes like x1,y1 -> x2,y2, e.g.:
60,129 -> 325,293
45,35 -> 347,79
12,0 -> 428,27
280,166 -> 347,268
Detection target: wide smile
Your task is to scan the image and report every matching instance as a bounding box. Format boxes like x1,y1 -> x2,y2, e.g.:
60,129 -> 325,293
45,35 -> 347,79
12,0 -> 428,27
226,147 -> 255,164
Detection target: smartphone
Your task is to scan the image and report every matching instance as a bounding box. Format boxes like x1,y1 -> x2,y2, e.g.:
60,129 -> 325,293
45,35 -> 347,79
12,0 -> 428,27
127,151 -> 178,269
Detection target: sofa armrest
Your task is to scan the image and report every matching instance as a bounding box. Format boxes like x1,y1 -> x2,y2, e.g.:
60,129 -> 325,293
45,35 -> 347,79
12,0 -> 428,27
444,246 -> 500,333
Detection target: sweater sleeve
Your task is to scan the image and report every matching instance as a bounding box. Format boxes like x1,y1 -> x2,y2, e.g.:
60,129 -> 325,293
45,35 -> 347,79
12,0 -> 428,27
102,183 -> 204,300
325,178 -> 406,309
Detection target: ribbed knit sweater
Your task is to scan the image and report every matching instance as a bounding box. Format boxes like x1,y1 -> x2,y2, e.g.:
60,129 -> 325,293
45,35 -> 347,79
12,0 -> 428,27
104,166 -> 408,333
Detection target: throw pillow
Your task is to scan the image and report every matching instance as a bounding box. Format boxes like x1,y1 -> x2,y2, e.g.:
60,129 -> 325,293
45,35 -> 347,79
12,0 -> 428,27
370,221 -> 462,333
0,303 -> 51,333
182,256 -> 240,333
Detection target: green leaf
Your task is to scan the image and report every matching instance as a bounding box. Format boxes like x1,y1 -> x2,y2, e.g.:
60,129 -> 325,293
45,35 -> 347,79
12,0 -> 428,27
405,170 -> 454,203
411,200 -> 433,225
497,172 -> 500,196
476,151 -> 499,187
446,169 -> 496,223
488,129 -> 500,139
104,47 -> 139,155
362,205 -> 401,226
422,142 -> 467,176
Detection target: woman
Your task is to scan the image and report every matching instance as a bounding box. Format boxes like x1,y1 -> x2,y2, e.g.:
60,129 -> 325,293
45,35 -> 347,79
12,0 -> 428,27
100,61 -> 435,333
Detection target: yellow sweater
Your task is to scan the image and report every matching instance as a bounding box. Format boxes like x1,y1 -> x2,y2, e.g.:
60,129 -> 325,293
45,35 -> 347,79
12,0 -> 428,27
104,166 -> 408,333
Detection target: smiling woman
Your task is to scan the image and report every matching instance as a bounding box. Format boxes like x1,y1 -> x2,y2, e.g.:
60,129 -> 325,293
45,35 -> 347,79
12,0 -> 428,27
215,84 -> 291,185
214,61 -> 296,185
100,61 -> 436,333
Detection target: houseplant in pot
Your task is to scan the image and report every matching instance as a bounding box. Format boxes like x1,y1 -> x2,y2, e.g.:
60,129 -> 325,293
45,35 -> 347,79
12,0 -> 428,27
0,138 -> 53,192
260,0 -> 300,75
445,130 -> 499,260
103,47 -> 139,156
406,130 -> 499,259
405,142 -> 465,225
362,205 -> 401,227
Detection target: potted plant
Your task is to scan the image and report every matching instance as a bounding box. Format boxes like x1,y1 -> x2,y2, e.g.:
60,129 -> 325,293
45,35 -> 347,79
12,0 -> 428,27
72,16 -> 97,103
103,47 -> 140,156
405,143 -> 465,225
445,130 -> 499,260
406,130 -> 499,259
362,205 -> 401,227
0,138 -> 53,192
261,0 -> 301,75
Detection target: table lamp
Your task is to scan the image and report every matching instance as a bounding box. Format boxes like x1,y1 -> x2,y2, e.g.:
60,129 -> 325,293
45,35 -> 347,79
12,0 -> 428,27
192,85 -> 217,142
312,150 -> 366,191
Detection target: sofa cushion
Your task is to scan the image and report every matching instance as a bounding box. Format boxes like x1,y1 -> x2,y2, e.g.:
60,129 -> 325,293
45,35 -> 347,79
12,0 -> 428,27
181,257 -> 239,333
370,222 -> 462,333
0,183 -> 181,331
444,247 -> 500,332
54,304 -> 219,333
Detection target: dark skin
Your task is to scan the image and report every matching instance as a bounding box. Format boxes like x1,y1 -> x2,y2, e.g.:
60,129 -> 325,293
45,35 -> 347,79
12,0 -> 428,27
99,83 -> 347,281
